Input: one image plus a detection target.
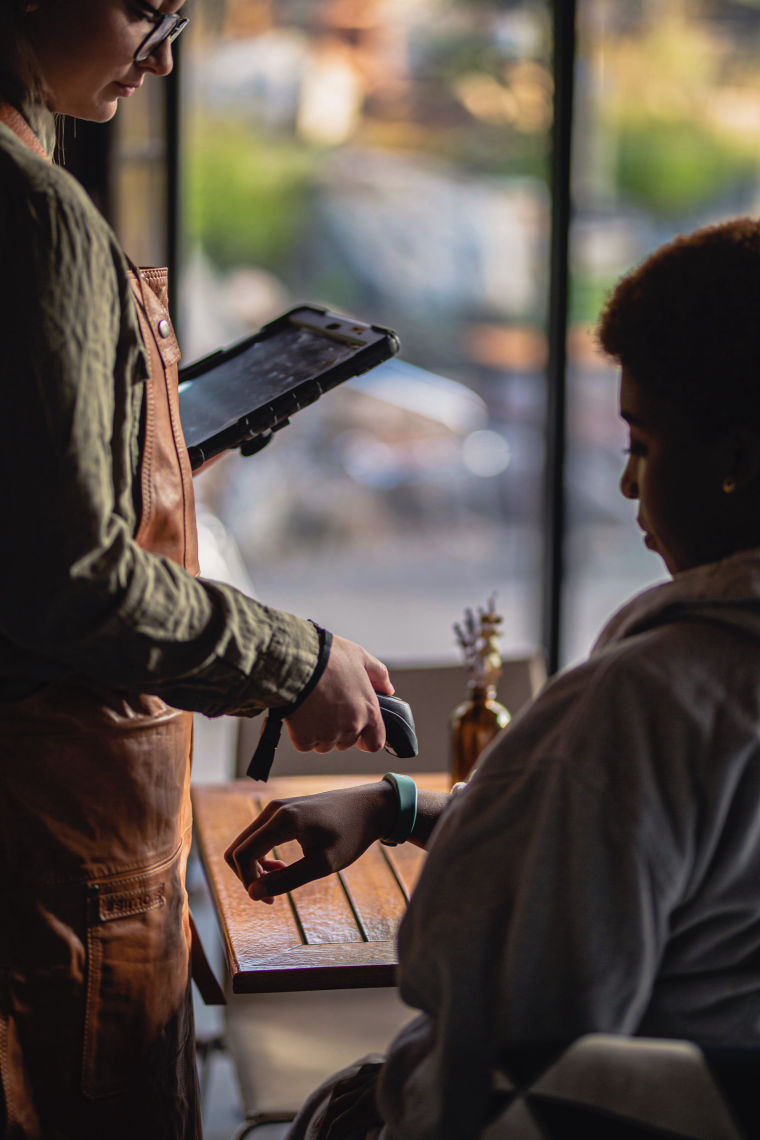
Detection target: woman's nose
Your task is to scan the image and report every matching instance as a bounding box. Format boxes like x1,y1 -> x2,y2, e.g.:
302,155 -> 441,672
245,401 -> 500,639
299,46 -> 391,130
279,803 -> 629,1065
141,39 -> 174,78
620,455 -> 638,500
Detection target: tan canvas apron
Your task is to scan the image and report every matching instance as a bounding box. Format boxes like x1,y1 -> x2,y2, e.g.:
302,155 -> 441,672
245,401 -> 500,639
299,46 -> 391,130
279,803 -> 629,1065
0,102 -> 203,1139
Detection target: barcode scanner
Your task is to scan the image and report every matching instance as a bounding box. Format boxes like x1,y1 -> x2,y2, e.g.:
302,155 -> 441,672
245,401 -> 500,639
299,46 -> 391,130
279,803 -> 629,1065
247,693 -> 418,781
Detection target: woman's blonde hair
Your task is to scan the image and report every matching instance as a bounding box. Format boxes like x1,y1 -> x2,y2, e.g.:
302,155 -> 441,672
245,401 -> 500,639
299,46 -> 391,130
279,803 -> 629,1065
0,1 -> 46,106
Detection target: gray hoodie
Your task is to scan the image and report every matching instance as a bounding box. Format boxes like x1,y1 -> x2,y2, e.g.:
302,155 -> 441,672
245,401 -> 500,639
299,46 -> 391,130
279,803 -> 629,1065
378,548 -> 760,1139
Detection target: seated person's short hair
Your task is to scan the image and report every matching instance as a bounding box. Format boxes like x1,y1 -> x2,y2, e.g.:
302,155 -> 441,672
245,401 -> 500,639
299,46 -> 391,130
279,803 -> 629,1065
598,218 -> 760,435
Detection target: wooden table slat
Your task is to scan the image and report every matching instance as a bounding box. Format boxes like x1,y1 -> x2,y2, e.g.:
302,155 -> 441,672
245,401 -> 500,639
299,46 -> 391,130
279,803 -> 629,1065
340,844 -> 412,943
230,944 -> 399,993
273,838 -> 362,946
192,790 -> 306,980
382,840 -> 429,901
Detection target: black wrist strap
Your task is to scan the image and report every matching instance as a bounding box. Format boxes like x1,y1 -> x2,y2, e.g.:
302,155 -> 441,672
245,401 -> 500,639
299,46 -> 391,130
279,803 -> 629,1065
247,626 -> 333,782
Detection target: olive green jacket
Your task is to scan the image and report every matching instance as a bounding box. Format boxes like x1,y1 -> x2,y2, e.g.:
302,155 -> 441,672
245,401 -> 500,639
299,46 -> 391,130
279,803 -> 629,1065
0,102 -> 318,714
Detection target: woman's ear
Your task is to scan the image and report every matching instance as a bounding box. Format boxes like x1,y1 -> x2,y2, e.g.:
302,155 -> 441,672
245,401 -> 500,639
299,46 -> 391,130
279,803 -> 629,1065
721,428 -> 760,494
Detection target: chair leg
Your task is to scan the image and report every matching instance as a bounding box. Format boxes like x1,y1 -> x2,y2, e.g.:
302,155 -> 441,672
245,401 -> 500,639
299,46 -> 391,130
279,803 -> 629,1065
196,1032 -> 227,1106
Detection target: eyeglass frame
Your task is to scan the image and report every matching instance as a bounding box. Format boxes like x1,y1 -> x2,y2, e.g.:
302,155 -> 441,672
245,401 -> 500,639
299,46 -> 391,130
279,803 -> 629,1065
133,2 -> 189,64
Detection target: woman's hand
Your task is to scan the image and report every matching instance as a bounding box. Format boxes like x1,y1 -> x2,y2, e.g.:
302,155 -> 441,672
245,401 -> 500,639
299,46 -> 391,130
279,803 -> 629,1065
224,782 -> 398,899
284,634 -> 393,754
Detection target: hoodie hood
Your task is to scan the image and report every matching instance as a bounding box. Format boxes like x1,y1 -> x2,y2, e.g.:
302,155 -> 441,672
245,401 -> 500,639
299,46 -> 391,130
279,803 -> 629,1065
592,547 -> 760,654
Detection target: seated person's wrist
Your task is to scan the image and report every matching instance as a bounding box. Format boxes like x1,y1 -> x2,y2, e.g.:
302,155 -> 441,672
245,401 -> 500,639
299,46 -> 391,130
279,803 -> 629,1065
379,772 -> 418,846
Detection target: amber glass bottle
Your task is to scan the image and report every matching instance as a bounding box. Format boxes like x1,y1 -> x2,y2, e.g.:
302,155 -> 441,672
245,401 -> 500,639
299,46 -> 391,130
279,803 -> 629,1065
450,683 -> 510,784
451,596 -> 510,785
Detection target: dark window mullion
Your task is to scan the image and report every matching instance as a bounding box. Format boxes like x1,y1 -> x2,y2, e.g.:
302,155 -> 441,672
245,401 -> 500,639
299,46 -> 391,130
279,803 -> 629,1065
542,0 -> 576,674
165,42 -> 182,327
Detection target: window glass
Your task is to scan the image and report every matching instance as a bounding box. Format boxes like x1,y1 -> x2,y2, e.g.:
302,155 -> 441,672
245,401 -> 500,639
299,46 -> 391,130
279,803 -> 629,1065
564,0 -> 760,663
181,0 -> 552,663
112,77 -> 168,267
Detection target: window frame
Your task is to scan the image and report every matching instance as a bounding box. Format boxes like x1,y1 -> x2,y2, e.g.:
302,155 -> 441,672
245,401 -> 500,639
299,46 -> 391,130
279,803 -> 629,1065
69,2 -> 578,674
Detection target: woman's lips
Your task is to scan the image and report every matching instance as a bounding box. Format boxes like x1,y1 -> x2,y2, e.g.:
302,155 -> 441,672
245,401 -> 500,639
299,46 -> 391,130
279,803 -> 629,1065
638,519 -> 657,550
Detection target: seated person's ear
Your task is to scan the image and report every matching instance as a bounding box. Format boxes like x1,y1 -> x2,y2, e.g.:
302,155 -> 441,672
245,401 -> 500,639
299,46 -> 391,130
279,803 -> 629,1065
722,428 -> 760,493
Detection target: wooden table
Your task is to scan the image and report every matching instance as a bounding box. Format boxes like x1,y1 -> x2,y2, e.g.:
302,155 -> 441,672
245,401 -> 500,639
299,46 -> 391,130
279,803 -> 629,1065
192,773 -> 448,994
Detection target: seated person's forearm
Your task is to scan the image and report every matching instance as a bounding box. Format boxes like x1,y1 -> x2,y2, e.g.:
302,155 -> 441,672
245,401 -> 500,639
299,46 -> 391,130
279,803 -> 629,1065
225,781 -> 457,901
408,789 -> 451,848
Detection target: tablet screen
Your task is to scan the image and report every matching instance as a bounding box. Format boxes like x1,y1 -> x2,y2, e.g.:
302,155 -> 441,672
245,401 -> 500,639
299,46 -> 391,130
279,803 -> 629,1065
178,326 -> 356,448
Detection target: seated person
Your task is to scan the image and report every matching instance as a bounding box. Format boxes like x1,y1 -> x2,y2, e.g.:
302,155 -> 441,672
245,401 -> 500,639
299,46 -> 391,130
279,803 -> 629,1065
226,218 -> 760,1139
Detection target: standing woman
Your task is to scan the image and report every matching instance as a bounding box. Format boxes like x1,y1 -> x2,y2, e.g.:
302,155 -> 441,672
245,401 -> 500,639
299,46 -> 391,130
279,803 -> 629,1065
0,3 -> 392,1137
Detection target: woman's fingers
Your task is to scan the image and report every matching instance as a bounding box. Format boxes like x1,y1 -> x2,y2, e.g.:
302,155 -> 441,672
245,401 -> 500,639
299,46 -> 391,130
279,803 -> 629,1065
223,798 -> 281,870
224,803 -> 298,882
247,852 -> 333,899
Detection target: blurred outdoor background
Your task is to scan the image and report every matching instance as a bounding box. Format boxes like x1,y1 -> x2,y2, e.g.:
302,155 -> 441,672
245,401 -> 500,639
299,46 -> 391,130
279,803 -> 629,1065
115,0 -> 760,668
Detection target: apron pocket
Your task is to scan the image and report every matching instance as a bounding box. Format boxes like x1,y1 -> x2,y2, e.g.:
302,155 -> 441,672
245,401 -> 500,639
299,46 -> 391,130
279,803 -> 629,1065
82,849 -> 191,1099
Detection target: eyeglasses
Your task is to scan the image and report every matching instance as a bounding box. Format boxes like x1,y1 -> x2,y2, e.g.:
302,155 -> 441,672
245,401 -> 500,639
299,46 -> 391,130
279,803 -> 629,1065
134,2 -> 189,64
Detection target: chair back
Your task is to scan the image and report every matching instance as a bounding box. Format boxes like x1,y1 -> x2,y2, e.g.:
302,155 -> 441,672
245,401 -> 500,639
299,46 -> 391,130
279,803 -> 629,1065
482,1034 -> 751,1139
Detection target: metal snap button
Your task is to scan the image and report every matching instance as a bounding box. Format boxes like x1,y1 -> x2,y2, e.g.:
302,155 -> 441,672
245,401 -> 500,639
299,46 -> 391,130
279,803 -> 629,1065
157,319 -> 171,339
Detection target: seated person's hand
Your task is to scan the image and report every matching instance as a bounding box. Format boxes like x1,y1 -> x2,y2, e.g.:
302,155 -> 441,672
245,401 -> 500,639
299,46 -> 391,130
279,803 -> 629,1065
224,782 -> 397,900
284,634 -> 393,754
244,857 -> 287,905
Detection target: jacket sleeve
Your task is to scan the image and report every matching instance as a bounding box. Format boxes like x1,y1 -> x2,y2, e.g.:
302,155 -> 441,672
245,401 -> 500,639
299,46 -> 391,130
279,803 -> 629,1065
0,159 -> 319,715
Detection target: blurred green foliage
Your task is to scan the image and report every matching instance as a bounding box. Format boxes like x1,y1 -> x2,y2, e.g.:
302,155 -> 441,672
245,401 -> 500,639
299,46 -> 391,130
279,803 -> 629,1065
570,273 -> 616,327
615,115 -> 758,215
185,118 -> 318,269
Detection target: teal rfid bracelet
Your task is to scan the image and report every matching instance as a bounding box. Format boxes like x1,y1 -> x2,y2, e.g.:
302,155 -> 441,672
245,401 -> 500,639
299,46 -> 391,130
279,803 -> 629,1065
380,772 -> 418,846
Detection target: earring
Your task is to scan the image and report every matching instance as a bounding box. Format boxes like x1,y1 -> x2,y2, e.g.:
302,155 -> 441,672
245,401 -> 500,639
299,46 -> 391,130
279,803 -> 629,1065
722,476 -> 736,494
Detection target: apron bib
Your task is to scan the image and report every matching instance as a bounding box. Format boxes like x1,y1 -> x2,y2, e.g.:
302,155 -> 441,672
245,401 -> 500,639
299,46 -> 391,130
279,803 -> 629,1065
0,103 -> 203,1140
